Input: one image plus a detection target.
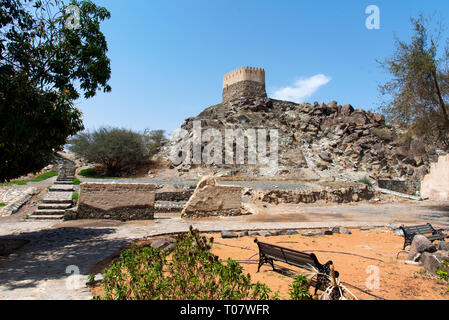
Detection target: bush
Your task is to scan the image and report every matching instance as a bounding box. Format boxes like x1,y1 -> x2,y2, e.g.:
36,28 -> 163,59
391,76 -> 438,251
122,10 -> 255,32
72,193 -> 79,201
78,169 -> 98,178
99,227 -> 279,300
437,260 -> 449,293
0,203 -> 6,207
358,177 -> 373,188
68,128 -> 166,176
288,275 -> 312,300
73,178 -> 82,185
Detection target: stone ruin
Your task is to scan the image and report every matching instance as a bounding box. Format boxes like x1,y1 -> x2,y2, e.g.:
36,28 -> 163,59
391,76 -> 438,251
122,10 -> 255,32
222,66 -> 267,103
67,182 -> 155,221
181,176 -> 244,218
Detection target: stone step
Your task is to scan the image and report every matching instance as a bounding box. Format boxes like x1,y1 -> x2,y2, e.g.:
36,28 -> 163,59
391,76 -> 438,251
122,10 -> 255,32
33,209 -> 66,216
43,192 -> 73,204
29,215 -> 64,220
38,203 -> 72,210
50,185 -> 74,192
54,181 -> 74,185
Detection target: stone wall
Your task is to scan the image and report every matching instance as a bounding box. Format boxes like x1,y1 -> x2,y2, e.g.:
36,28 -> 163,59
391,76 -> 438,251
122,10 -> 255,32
256,184 -> 374,205
155,191 -> 194,202
223,66 -> 265,88
70,183 -> 155,220
377,180 -> 413,195
223,81 -> 267,103
421,154 -> 449,200
181,176 -> 243,218
222,66 -> 267,103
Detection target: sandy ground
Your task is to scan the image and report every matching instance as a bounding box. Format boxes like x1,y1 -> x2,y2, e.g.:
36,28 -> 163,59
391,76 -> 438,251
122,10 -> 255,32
89,228 -> 449,300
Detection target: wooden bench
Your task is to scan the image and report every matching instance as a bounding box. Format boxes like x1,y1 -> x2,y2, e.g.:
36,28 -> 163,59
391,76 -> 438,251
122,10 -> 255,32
254,239 -> 339,294
400,223 -> 448,250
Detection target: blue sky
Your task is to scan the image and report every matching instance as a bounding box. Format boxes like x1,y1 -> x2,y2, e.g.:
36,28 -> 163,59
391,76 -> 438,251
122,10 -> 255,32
76,0 -> 449,134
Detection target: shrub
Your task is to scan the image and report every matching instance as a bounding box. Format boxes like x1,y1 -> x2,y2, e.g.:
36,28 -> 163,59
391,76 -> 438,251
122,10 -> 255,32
72,193 -> 79,201
0,203 -> 6,207
437,260 -> 449,293
73,178 -> 82,185
288,275 -> 313,300
358,176 -> 373,188
99,227 -> 279,300
68,128 -> 166,176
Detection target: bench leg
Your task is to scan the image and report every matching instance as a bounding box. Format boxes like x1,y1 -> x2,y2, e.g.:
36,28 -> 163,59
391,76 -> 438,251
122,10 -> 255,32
257,256 -> 275,272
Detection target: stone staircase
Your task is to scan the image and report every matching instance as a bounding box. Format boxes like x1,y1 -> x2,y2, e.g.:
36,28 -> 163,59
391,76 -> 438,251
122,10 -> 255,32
30,157 -> 76,220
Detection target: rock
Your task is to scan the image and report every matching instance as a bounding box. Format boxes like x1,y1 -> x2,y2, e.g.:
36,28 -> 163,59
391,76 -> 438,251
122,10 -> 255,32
324,230 -> 333,236
438,242 -> 449,251
394,228 -> 404,236
151,238 -> 175,250
248,231 -> 260,237
407,235 -> 437,261
319,152 -> 333,163
221,231 -> 239,239
341,104 -> 354,115
302,231 -> 323,237
258,230 -> 273,237
332,226 -> 352,234
238,231 -> 249,237
421,252 -> 446,275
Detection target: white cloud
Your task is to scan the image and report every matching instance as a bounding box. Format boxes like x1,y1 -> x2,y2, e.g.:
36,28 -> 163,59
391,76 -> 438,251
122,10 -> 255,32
271,74 -> 332,103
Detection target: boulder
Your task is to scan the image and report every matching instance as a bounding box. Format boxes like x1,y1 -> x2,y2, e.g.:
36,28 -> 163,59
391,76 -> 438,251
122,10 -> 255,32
221,231 -> 239,239
151,238 -> 175,250
407,235 -> 437,261
421,252 -> 445,275
438,242 -> 449,251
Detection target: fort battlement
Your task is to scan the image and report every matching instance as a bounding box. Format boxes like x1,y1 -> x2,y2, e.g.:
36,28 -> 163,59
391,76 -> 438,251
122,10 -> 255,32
222,66 -> 267,103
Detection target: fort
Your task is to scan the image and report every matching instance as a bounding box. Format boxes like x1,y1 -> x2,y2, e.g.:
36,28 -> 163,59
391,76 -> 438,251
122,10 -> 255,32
222,66 -> 267,103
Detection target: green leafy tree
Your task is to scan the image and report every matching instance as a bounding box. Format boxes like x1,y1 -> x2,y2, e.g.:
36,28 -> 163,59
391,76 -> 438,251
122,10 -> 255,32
378,14 -> 449,149
68,127 -> 163,176
0,0 -> 111,182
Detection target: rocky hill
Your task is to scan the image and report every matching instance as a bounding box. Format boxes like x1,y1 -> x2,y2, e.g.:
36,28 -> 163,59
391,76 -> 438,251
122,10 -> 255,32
159,97 -> 442,190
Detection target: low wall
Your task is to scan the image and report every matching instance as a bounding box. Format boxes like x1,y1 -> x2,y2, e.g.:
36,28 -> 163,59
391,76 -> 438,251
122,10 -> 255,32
377,180 -> 411,195
155,191 -> 193,202
256,184 -> 374,205
68,183 -> 155,221
421,154 -> 449,201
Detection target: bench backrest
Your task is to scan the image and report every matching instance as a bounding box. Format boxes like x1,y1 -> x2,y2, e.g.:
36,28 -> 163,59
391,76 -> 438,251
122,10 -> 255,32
256,241 -> 321,271
401,223 -> 436,236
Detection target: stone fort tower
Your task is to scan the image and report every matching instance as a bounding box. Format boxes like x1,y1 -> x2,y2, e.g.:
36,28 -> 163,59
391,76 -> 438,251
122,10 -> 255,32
222,66 -> 267,103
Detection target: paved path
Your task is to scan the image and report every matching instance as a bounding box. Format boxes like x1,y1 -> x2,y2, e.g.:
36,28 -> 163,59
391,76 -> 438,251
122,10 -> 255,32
0,201 -> 448,300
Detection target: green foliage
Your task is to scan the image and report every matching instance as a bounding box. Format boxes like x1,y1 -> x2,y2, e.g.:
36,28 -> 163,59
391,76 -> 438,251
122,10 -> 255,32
0,203 -> 6,207
73,177 -> 82,185
0,171 -> 58,186
100,227 -> 280,300
78,169 -> 97,177
378,14 -> 449,149
0,0 -> 112,182
29,172 -> 58,182
72,192 -> 79,200
437,260 -> 449,293
288,275 -> 312,300
358,177 -> 373,188
68,128 -> 166,176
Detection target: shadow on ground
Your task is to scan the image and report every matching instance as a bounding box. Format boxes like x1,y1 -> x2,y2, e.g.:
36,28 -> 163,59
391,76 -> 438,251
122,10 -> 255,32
0,227 -> 128,291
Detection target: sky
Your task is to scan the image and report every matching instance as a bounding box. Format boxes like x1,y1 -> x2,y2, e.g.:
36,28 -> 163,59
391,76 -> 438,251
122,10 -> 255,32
75,0 -> 449,134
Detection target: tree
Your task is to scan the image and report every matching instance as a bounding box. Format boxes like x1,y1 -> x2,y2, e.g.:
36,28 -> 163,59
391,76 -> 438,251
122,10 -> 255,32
67,127 -> 164,176
378,14 -> 449,149
0,0 -> 111,182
